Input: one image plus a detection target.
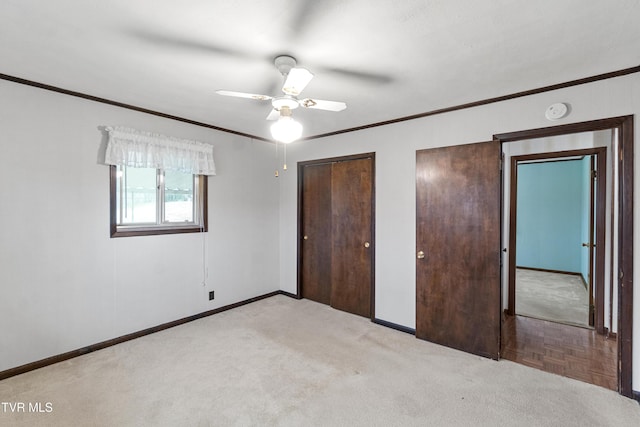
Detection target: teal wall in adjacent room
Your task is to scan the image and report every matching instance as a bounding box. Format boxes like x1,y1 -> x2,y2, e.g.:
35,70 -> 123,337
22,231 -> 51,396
516,159 -> 585,273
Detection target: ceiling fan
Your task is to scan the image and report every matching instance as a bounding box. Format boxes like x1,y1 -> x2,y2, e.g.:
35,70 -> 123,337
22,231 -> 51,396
216,55 -> 347,142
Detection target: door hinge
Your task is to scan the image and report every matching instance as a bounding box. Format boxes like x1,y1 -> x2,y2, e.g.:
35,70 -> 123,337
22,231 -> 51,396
591,169 -> 597,179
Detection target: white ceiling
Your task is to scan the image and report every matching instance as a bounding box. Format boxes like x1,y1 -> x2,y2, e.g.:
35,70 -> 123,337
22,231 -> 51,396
2,0 -> 639,140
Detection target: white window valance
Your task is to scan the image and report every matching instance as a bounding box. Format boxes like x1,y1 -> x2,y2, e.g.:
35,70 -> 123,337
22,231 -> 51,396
104,126 -> 216,175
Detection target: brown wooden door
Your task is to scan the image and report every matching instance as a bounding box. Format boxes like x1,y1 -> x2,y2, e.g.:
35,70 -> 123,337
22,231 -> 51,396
299,155 -> 374,318
330,159 -> 373,317
416,141 -> 501,358
301,163 -> 332,305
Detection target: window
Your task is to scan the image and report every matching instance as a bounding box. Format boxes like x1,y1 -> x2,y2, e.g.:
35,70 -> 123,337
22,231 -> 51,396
110,165 -> 207,237
103,126 -> 215,238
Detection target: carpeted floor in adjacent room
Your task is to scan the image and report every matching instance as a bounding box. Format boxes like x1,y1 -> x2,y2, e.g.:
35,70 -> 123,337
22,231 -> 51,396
516,268 -> 590,327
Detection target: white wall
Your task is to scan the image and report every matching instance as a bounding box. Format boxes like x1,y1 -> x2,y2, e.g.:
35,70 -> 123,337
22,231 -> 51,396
278,73 -> 640,391
0,80 -> 280,371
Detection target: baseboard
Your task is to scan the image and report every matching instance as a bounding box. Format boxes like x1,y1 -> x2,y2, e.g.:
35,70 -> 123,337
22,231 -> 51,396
279,290 -> 301,299
0,290 -> 288,382
579,274 -> 588,290
516,266 -> 582,277
373,318 -> 416,335
633,391 -> 640,404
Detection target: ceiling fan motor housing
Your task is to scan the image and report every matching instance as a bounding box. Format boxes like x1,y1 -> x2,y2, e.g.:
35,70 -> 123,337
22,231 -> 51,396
272,95 -> 299,111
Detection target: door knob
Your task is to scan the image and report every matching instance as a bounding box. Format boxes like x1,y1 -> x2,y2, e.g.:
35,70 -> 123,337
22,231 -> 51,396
364,242 -> 370,248
303,235 -> 308,240
417,250 -> 425,259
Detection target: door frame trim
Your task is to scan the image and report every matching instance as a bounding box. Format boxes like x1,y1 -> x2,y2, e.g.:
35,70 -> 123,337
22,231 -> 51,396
494,115 -> 634,398
507,147 -> 607,332
296,152 -> 376,320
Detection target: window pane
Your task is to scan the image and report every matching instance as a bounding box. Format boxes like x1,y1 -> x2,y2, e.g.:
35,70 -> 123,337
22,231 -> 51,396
164,170 -> 194,223
117,166 -> 157,224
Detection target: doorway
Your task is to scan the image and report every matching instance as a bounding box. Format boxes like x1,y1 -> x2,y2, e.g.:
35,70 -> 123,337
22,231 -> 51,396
297,153 -> 375,318
495,116 -> 633,397
509,148 -> 606,331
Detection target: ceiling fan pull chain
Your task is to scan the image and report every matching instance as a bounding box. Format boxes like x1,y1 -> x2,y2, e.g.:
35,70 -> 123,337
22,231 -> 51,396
283,144 -> 287,171
274,140 -> 279,177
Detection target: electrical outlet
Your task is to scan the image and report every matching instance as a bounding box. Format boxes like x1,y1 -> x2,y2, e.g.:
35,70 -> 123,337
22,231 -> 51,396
208,291 -> 215,301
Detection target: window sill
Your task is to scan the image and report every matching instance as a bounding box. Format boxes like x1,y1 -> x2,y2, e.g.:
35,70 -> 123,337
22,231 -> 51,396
110,224 -> 207,238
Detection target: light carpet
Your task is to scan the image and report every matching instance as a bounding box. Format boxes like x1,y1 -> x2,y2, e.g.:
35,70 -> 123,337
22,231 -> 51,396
1,295 -> 638,426
516,268 -> 590,327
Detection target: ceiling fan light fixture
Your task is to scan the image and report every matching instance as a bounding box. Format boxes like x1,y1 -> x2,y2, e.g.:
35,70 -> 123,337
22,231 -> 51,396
270,109 -> 303,144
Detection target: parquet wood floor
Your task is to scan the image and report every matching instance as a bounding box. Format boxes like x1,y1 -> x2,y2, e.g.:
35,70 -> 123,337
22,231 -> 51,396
501,315 -> 617,391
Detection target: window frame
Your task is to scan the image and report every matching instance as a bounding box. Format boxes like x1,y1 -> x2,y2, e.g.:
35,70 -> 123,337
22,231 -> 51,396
109,165 -> 208,238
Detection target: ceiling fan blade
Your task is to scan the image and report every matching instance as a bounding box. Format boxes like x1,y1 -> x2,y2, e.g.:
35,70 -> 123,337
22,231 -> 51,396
282,68 -> 314,96
127,29 -> 255,61
266,109 -> 280,120
300,98 -> 347,112
216,90 -> 272,101
289,0 -> 326,38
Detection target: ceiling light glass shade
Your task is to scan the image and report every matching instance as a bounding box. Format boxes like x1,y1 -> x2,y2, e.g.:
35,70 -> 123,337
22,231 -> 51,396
270,116 -> 303,144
